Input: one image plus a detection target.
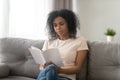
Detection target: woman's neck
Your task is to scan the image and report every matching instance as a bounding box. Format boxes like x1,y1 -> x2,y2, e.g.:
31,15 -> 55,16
59,35 -> 70,40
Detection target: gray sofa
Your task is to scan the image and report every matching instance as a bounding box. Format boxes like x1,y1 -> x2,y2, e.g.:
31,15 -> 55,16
0,38 -> 120,80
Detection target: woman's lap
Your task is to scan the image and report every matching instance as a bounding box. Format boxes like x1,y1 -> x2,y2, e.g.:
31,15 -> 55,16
37,64 -> 71,80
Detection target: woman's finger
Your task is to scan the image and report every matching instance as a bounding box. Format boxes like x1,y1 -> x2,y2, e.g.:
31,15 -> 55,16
39,64 -> 44,70
44,61 -> 53,67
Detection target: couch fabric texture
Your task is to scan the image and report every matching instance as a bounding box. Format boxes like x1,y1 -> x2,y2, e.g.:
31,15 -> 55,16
0,38 -> 44,80
87,42 -> 120,80
0,38 -> 120,80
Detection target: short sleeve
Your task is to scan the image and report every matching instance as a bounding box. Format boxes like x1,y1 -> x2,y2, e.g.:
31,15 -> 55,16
77,37 -> 89,51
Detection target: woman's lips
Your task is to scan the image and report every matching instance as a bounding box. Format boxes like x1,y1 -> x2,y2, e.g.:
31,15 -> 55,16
57,31 -> 64,35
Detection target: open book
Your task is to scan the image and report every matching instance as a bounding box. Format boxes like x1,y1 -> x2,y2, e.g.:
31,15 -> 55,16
29,46 -> 64,66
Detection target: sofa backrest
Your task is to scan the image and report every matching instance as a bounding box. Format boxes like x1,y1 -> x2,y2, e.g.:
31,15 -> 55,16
0,38 -> 44,78
3,38 -> 120,80
0,38 -> 89,80
87,41 -> 120,80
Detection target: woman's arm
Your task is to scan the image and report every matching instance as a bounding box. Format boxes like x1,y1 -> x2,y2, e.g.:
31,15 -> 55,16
39,50 -> 88,74
58,50 -> 88,74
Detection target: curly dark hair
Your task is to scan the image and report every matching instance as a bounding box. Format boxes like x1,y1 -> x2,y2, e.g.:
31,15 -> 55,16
46,9 -> 80,40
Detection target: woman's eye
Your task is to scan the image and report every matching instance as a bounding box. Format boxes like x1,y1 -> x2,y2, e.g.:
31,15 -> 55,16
53,22 -> 64,27
60,22 -> 64,25
53,24 -> 57,27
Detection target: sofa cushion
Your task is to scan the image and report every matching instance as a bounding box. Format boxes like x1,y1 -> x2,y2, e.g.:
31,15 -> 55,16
0,38 -> 44,78
0,63 -> 10,78
87,41 -> 120,80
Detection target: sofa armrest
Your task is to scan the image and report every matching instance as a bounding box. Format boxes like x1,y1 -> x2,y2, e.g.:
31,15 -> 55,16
0,63 -> 10,78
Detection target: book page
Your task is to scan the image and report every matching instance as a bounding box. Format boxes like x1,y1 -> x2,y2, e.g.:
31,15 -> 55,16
29,47 -> 46,64
42,48 -> 64,66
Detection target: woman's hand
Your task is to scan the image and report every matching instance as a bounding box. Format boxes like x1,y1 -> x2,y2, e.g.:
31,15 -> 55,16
39,61 -> 61,71
39,61 -> 53,70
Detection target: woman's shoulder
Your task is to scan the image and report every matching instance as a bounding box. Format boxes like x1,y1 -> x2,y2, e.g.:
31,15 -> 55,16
75,36 -> 87,42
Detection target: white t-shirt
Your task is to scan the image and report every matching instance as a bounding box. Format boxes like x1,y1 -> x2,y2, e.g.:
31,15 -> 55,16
42,36 -> 88,80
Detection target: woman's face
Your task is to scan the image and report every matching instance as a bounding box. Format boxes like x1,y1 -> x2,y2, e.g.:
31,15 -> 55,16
53,16 -> 69,39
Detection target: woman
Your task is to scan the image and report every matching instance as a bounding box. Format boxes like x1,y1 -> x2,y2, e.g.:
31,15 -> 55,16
37,9 -> 88,80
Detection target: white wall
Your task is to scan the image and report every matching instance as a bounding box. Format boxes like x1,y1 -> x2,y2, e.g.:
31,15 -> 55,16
76,0 -> 120,42
0,0 -> 9,38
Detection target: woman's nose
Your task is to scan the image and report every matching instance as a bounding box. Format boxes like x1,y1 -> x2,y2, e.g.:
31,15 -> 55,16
56,26 -> 61,30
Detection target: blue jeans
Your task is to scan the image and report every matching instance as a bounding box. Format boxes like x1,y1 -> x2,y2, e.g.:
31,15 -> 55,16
37,64 -> 71,80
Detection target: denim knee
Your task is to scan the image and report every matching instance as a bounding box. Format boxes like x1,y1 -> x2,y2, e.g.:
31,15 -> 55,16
45,64 -> 58,80
46,64 -> 56,69
37,64 -> 58,80
45,64 -> 58,74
